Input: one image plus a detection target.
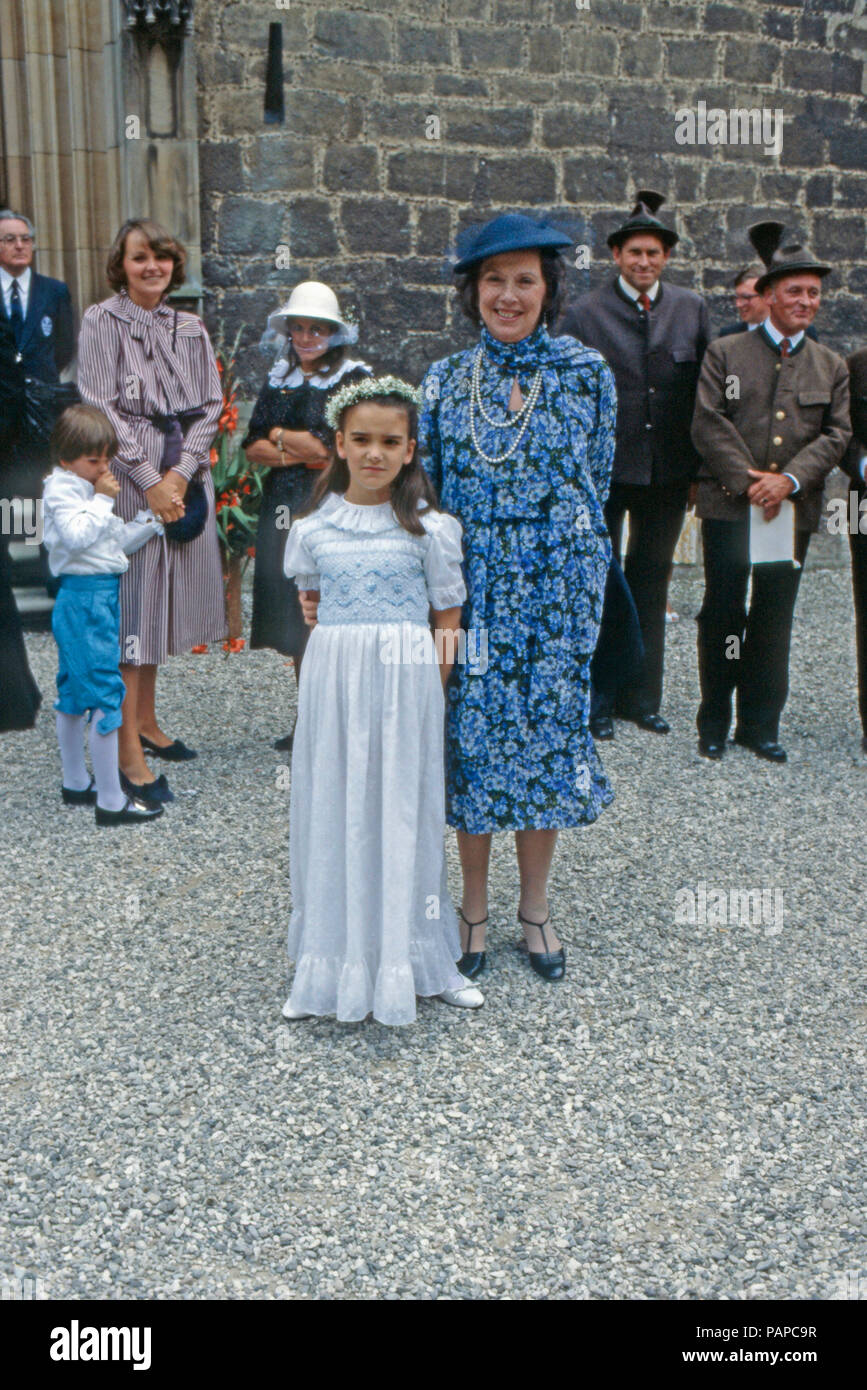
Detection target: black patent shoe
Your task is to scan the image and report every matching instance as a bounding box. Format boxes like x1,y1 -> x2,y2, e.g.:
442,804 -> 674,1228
733,732 -> 787,763
698,738 -> 725,760
590,715 -> 614,741
96,796 -> 164,827
633,712 -> 670,734
516,910 -> 566,982
120,770 -> 174,805
273,728 -> 295,752
139,735 -> 198,761
62,775 -> 97,806
457,908 -> 487,979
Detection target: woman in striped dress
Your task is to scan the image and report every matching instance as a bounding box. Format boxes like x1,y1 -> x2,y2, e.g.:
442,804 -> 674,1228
77,219 -> 224,801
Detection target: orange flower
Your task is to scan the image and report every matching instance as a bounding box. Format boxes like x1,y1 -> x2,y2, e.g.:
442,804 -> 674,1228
222,637 -> 245,653
217,359 -> 224,376
218,403 -> 238,433
191,644 -> 208,654
247,545 -> 255,557
209,446 -> 218,465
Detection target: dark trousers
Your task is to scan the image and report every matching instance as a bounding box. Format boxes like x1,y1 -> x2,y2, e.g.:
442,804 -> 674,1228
696,517 -> 810,743
593,481 -> 688,718
848,510 -> 867,734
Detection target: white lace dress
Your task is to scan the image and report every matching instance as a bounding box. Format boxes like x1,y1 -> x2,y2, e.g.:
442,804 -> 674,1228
282,491 -> 467,1025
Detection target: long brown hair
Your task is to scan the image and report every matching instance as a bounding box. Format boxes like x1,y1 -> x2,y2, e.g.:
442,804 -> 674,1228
300,392 -> 438,536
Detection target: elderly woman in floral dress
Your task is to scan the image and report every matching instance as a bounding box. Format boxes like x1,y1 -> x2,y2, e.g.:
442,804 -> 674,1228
418,214 -> 617,983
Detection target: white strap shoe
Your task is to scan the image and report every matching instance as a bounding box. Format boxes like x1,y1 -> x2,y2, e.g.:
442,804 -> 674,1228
438,975 -> 484,1009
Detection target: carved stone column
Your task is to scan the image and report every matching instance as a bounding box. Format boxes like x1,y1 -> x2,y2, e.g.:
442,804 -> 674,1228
119,0 -> 202,305
0,0 -> 202,316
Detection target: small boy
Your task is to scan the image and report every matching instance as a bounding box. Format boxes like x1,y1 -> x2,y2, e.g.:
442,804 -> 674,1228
43,405 -> 165,826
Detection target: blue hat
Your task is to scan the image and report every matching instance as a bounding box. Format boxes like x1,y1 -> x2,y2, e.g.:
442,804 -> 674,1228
453,214 -> 572,274
163,477 -> 208,544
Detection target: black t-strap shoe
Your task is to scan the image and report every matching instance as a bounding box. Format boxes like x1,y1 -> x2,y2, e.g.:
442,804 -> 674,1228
458,908 -> 487,979
517,909 -> 566,982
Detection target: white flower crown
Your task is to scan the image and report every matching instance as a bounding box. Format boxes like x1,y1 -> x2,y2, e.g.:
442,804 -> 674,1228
324,375 -> 422,430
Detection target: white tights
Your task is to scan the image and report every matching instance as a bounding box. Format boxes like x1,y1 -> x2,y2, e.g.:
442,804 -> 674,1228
56,710 -> 126,812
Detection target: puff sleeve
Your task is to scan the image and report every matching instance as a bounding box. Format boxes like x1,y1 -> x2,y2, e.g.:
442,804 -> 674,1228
422,509 -> 466,610
283,521 -> 319,589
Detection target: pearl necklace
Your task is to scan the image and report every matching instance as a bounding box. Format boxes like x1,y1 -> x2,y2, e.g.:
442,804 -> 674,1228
469,347 -> 543,464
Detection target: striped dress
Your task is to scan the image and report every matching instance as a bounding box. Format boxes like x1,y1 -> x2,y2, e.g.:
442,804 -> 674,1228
77,291 -> 226,665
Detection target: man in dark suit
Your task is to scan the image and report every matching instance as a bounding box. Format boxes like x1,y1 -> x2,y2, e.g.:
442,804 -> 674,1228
717,264 -> 767,338
561,190 -> 710,738
840,347 -> 867,752
0,209 -> 76,500
691,221 -> 850,764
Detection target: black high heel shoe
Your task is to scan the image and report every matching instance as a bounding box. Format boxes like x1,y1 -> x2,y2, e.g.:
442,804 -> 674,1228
516,909 -> 566,982
458,908 -> 487,980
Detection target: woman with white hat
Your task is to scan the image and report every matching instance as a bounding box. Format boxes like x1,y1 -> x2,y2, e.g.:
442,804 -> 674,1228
243,282 -> 371,748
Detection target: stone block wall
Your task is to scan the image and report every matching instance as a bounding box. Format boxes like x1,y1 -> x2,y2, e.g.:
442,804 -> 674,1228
194,0 -> 867,393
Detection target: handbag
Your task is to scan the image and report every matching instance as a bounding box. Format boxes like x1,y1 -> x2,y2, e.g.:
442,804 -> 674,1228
148,408 -> 209,544
22,378 -> 80,447
162,476 -> 208,543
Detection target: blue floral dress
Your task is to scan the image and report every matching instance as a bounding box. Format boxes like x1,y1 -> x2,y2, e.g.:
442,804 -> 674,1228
418,323 -> 617,834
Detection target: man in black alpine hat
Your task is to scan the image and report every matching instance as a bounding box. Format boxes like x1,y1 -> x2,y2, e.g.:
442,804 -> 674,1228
691,221 -> 850,763
562,190 -> 710,739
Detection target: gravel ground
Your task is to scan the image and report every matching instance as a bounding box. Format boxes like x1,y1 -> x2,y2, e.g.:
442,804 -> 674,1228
2,534 -> 865,1301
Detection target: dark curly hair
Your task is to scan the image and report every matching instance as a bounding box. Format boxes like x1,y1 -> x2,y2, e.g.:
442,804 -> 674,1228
454,247 -> 566,330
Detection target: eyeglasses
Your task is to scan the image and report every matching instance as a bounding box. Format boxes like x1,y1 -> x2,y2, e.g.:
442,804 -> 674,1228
0,234 -> 34,247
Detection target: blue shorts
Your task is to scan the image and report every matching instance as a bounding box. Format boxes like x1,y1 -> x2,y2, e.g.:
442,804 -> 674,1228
52,574 -> 126,735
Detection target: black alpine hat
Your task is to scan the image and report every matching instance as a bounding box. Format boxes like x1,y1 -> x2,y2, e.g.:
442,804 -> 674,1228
452,213 -> 572,274
749,220 -> 832,293
607,189 -> 679,250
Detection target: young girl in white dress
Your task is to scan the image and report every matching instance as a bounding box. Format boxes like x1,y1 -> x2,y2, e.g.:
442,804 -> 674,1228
281,377 -> 484,1025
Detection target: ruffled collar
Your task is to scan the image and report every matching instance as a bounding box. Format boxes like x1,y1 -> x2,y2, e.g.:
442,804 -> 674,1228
268,357 -> 370,390
317,490 -> 399,533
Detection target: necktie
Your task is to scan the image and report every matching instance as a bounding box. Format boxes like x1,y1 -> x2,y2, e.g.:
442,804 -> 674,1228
9,279 -> 24,346
780,337 -> 790,357
639,293 -> 651,312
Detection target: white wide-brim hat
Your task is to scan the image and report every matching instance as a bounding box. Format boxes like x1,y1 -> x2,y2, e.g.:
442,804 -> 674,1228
267,281 -> 353,339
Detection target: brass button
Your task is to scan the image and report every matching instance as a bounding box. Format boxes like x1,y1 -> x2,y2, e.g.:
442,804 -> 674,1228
775,363 -> 781,371
776,410 -> 785,420
773,435 -> 783,446
769,463 -> 779,472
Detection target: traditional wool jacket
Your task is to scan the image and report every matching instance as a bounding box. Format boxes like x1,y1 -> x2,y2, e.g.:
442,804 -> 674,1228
691,325 -> 850,532
561,277 -> 710,487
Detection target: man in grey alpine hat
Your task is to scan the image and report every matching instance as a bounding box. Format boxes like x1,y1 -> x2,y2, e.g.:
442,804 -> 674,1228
690,221 -> 850,763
